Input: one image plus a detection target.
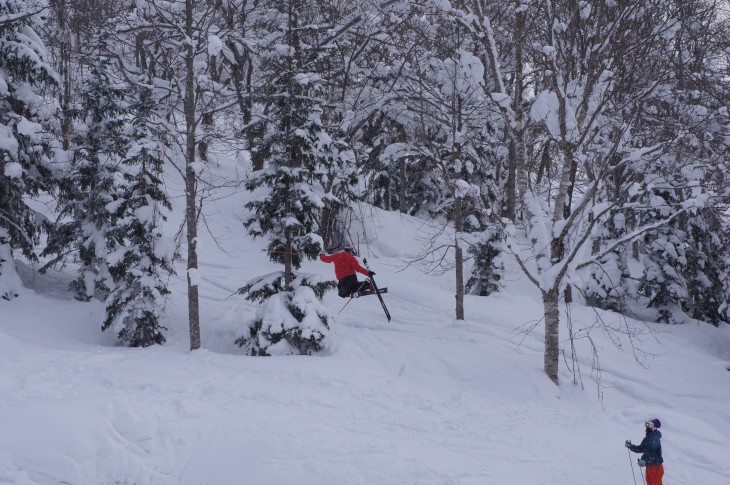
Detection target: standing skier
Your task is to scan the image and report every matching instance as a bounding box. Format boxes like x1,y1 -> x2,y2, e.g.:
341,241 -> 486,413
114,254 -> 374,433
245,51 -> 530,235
626,419 -> 664,485
319,246 -> 374,298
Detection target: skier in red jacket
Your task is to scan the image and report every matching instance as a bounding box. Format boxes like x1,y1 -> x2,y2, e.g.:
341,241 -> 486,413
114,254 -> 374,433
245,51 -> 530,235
320,246 -> 375,298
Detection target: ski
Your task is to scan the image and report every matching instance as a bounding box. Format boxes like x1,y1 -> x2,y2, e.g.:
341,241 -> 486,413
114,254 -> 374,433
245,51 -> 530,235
354,288 -> 387,298
363,258 -> 391,322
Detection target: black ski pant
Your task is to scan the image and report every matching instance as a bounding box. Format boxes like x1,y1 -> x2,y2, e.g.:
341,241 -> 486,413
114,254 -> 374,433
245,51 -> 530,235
337,274 -> 367,298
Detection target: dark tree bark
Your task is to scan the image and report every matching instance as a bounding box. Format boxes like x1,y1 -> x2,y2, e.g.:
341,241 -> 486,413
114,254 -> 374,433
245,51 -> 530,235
185,0 -> 201,351
454,196 -> 465,320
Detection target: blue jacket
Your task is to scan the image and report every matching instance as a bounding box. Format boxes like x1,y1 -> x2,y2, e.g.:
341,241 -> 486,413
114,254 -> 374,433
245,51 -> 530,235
629,430 -> 663,465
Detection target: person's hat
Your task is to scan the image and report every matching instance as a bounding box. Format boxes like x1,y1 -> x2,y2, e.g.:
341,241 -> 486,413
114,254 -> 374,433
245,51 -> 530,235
645,419 -> 661,430
343,245 -> 355,254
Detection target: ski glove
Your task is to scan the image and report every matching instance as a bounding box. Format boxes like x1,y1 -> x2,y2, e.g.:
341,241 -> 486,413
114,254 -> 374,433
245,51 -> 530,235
368,271 -> 376,277
625,440 -> 632,448
638,459 -> 646,467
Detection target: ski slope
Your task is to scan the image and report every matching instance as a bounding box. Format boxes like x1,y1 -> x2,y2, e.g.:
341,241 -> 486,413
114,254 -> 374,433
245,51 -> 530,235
1,158 -> 729,485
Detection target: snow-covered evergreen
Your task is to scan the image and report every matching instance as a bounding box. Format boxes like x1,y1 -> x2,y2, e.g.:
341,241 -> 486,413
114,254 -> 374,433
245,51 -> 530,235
0,0 -> 57,299
103,85 -> 174,347
241,0 -> 358,350
235,272 -> 334,355
44,51 -> 126,301
466,226 -> 503,297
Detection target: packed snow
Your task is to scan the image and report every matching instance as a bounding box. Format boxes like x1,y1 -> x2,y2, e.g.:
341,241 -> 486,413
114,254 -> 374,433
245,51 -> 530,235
1,160 -> 729,485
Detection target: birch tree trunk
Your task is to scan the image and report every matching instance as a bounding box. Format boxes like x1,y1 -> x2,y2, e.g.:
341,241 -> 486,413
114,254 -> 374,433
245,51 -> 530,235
543,287 -> 560,384
512,0 -> 528,218
504,140 -> 516,220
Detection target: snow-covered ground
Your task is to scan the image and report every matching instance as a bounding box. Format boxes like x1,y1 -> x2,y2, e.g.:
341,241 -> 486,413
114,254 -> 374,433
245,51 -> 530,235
2,159 -> 730,485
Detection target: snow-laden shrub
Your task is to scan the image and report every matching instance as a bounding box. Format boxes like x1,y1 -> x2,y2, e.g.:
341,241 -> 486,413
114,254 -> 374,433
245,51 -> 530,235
235,272 -> 335,356
466,226 -> 504,296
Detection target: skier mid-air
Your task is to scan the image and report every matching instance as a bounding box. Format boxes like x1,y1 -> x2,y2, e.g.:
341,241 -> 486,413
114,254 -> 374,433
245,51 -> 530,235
319,246 -> 375,298
320,246 -> 391,321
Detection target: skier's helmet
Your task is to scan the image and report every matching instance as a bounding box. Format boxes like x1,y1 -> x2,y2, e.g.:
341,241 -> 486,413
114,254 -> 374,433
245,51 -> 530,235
645,419 -> 661,430
343,245 -> 356,255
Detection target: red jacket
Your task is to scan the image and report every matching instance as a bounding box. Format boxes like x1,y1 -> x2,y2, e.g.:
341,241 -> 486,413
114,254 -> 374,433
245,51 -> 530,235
320,252 -> 369,280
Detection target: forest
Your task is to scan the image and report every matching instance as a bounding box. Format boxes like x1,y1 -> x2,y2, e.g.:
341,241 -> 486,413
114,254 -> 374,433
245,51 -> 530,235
1,0 -> 728,384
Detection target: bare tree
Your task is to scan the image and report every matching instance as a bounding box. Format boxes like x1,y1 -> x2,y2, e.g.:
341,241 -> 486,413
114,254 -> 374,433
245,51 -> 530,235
510,0 -> 722,383
390,2 -> 495,319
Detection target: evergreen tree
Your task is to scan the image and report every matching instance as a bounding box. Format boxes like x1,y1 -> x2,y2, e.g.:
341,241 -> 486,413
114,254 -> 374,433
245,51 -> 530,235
46,25 -> 175,344
103,85 -> 174,347
235,273 -> 335,356
466,226 -> 503,297
240,0 -> 356,353
0,1 -> 57,299
636,194 -> 689,324
681,210 -> 730,325
583,210 -> 632,314
43,49 -> 126,301
245,104 -> 356,276
585,171 -> 730,326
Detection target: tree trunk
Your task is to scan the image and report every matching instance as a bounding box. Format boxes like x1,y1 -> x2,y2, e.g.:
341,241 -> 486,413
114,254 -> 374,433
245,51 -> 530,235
543,287 -> 560,384
319,206 -> 334,251
535,140 -> 551,186
399,157 -> 407,213
284,237 -> 293,291
512,0 -> 527,220
504,139 -> 516,220
185,165 -> 200,351
198,52 -> 218,163
199,112 -> 213,162
247,61 -> 265,172
454,196 -> 465,320
554,145 -> 576,302
56,0 -> 72,152
185,0 -> 200,351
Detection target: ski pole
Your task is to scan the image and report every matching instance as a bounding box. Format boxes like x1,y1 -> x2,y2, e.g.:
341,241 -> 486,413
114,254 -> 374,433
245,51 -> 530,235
336,297 -> 354,316
336,280 -> 370,316
628,449 -> 638,485
363,258 -> 391,321
628,450 -> 646,485
639,460 -> 646,485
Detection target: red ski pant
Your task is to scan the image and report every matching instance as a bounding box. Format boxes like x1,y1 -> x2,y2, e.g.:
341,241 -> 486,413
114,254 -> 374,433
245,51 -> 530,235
645,464 -> 664,485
